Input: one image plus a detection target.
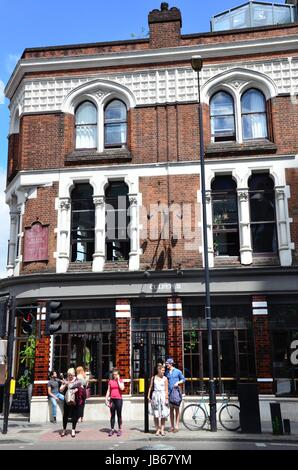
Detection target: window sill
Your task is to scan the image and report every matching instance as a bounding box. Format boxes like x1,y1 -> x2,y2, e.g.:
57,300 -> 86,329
65,148 -> 132,165
205,140 -> 277,158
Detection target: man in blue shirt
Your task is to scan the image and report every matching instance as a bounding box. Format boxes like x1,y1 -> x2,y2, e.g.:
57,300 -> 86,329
165,358 -> 186,432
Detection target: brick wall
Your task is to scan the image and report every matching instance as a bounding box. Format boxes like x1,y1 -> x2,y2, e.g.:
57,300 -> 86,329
271,96 -> 298,154
7,133 -> 20,182
139,174 -> 202,270
21,184 -> 58,275
286,168 -> 298,265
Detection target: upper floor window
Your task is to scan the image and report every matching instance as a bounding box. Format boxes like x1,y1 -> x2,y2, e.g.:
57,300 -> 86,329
241,89 -> 268,140
104,100 -> 127,148
249,173 -> 277,254
71,183 -> 95,262
210,91 -> 236,143
211,175 -> 239,257
105,181 -> 130,261
75,101 -> 97,149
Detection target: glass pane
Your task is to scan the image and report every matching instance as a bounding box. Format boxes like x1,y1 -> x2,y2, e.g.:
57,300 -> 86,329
251,223 -> 277,253
242,90 -> 266,114
213,13 -> 230,32
230,5 -> 249,29
250,192 -> 275,222
242,114 -> 267,140
211,92 -> 234,116
274,5 -> 292,25
211,116 -> 235,136
76,102 -> 97,125
213,197 -> 238,224
251,4 -> 273,27
213,231 -> 239,257
105,100 -> 127,123
76,125 -> 97,149
211,175 -> 237,191
105,123 -> 127,145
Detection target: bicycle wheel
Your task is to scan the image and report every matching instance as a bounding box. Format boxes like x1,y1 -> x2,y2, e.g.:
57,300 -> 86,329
182,404 -> 207,431
219,404 -> 241,431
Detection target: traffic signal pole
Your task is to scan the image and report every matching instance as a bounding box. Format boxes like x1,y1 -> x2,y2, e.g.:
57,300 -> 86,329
2,297 -> 15,434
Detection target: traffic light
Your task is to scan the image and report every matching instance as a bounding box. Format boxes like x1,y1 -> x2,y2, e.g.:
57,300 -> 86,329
21,312 -> 34,335
45,301 -> 62,335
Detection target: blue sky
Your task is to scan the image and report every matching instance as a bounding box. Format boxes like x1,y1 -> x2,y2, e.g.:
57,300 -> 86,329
0,0 -> 286,276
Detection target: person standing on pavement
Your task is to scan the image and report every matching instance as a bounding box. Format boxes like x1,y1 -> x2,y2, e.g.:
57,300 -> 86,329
76,366 -> 89,422
105,369 -> 125,437
59,368 -> 82,438
47,370 -> 64,424
148,364 -> 169,436
165,358 -> 186,433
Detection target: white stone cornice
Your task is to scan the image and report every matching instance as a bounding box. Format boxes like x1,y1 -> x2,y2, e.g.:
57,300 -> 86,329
5,34 -> 298,100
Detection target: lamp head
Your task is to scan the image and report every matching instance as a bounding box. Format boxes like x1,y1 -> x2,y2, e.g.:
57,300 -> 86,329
191,55 -> 203,72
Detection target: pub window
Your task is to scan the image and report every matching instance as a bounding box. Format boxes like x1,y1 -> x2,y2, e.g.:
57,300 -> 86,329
105,181 -> 130,261
248,173 -> 277,254
211,175 -> 240,257
75,101 -> 97,149
104,100 -> 127,148
241,89 -> 268,140
210,91 -> 236,142
70,183 -> 95,262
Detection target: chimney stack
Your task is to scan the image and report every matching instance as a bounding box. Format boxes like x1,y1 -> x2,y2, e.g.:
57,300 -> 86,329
148,3 -> 182,49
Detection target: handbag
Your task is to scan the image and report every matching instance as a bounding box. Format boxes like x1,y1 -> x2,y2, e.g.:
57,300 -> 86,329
65,386 -> 76,406
169,386 -> 182,407
85,386 -> 91,399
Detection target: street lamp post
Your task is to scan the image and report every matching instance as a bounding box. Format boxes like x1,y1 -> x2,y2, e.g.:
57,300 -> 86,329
191,55 -> 217,432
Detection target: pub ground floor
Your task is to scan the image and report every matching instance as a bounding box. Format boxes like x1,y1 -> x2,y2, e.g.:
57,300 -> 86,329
0,267 -> 297,421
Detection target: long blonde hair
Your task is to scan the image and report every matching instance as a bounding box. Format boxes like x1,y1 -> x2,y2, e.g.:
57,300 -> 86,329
76,366 -> 86,377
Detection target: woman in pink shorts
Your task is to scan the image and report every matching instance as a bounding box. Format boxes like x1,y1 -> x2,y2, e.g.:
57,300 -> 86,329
105,368 -> 125,436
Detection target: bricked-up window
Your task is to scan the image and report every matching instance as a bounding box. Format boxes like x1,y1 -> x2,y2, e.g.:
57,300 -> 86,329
105,181 -> 130,261
210,91 -> 236,142
71,184 -> 95,262
75,101 -> 97,149
241,89 -> 268,140
211,176 -> 240,257
104,100 -> 127,148
249,173 -> 277,254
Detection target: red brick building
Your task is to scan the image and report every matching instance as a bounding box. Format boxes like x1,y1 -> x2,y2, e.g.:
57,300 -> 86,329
1,1 -> 298,421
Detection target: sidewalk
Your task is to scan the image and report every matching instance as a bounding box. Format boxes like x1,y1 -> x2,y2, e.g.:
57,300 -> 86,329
1,416 -> 298,445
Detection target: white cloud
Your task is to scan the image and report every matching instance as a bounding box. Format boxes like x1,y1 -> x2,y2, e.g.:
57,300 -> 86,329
0,80 -> 5,105
0,168 -> 9,278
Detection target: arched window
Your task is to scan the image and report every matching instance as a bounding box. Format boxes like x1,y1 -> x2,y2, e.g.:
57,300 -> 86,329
71,183 -> 95,262
241,89 -> 268,140
211,175 -> 239,257
249,174 -> 277,253
105,181 -> 130,261
75,101 -> 97,149
104,100 -> 127,148
210,91 -> 236,142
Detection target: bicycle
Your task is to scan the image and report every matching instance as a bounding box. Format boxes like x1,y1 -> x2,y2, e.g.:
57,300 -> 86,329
182,391 -> 241,432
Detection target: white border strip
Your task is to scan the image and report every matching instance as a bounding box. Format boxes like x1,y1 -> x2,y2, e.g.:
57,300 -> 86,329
253,309 -> 268,315
116,312 -> 131,318
252,302 -> 268,308
257,378 -> 274,383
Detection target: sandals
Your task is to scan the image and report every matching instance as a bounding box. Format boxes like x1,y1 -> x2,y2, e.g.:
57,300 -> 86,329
155,430 -> 161,436
108,430 -> 115,437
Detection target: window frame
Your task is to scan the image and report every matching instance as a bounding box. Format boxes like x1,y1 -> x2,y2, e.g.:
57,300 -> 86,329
75,100 -> 98,150
241,88 -> 268,141
104,99 -> 128,149
70,183 -> 95,263
248,173 -> 278,255
210,91 -> 236,143
209,86 -> 270,145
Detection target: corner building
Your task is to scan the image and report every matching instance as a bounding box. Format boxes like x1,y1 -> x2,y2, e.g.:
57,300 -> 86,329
1,1 -> 298,422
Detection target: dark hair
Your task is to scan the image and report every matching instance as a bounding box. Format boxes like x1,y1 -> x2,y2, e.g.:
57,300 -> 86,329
49,370 -> 56,378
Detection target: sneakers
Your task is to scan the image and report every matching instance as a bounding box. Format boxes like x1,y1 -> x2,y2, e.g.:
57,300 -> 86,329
108,429 -> 115,437
117,430 -> 122,437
